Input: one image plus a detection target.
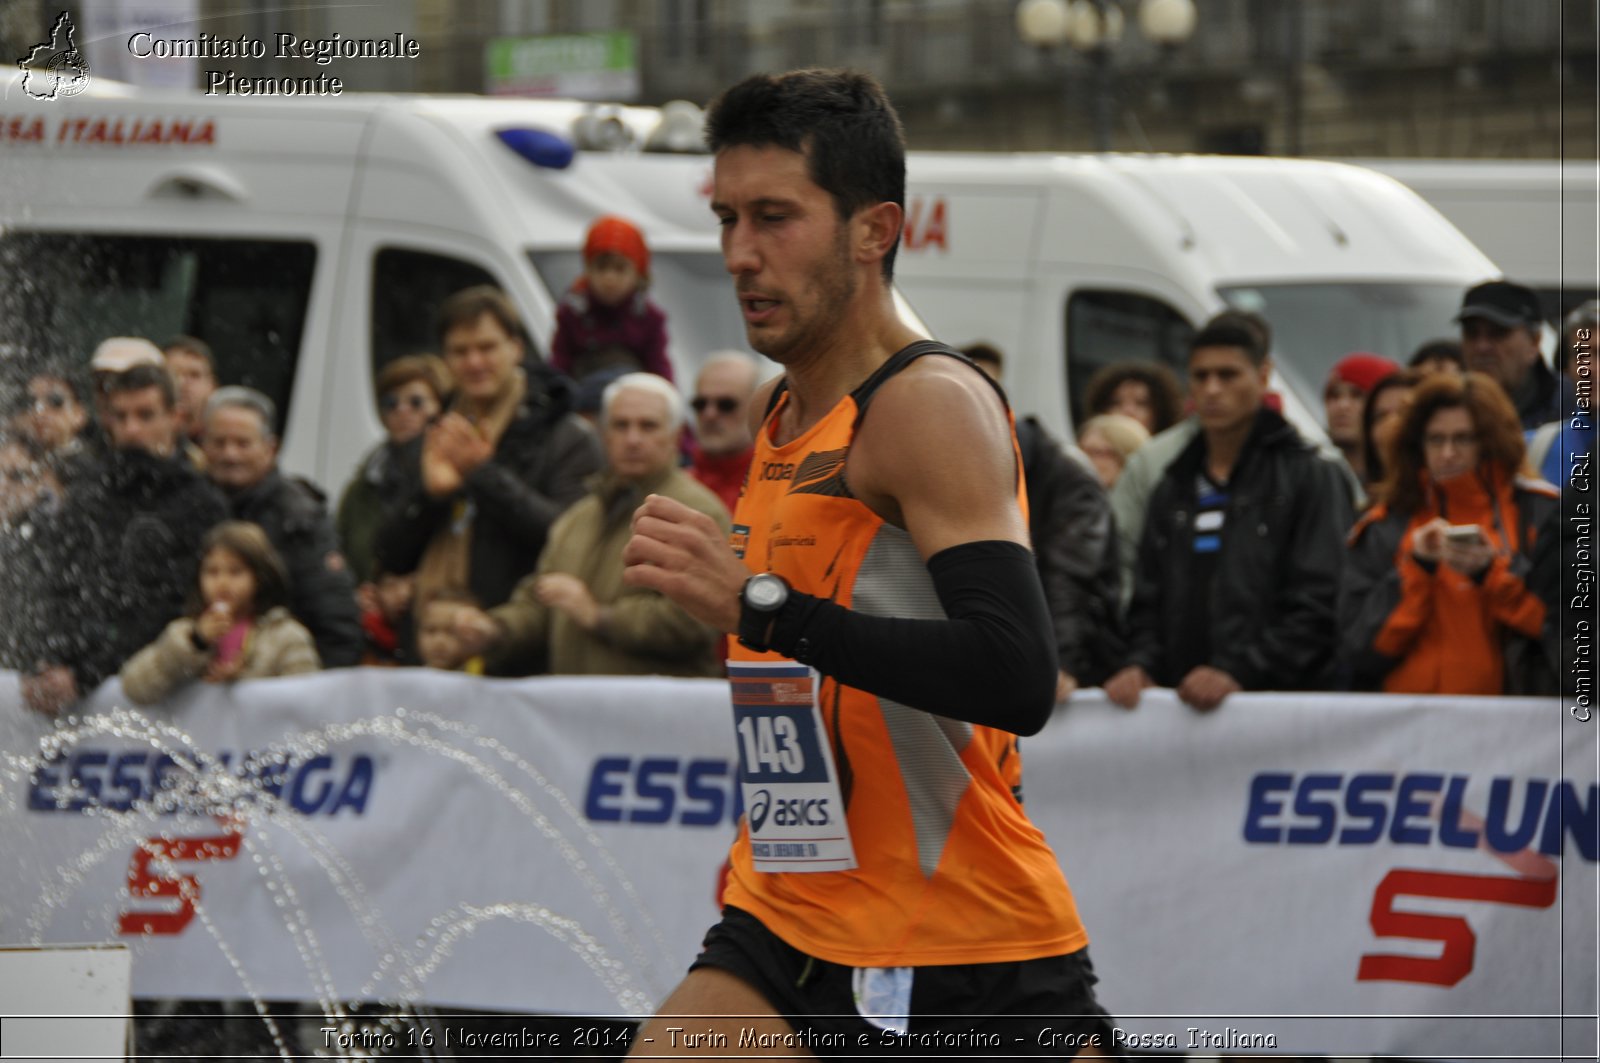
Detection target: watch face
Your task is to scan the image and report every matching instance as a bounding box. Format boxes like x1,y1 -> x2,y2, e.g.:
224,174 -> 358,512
746,574 -> 786,610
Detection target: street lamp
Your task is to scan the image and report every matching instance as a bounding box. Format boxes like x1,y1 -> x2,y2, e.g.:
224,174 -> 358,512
1016,0 -> 1196,152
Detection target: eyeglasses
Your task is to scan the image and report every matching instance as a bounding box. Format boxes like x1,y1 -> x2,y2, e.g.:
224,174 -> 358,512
381,394 -> 433,413
1423,432 -> 1479,451
691,396 -> 739,415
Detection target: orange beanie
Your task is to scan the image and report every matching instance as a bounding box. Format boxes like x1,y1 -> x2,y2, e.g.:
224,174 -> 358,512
583,215 -> 650,277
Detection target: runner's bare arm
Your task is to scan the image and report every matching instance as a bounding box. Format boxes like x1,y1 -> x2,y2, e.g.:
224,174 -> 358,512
845,356 -> 1028,554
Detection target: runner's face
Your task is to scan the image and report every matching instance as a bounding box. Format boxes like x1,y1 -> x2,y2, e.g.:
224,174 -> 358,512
713,144 -> 858,365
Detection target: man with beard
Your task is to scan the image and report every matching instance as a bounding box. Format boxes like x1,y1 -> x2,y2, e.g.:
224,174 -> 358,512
621,70 -> 1113,1057
20,362 -> 227,714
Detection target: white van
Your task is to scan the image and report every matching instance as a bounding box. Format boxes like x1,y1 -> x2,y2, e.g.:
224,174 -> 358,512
896,153 -> 1499,444
0,79 -> 747,490
2,79 -> 1499,486
1346,157 -> 1597,322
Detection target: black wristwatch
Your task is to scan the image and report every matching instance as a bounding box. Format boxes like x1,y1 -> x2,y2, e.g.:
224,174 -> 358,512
737,573 -> 790,652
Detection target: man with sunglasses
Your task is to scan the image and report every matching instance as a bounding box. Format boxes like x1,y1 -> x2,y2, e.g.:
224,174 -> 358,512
15,364 -> 95,484
688,350 -> 762,514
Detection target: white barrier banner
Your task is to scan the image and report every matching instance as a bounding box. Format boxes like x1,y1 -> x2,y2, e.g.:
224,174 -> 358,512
0,671 -> 1594,1058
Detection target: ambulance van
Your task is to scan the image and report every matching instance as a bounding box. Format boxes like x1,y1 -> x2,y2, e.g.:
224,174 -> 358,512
0,77 -> 748,490
896,152 -> 1500,444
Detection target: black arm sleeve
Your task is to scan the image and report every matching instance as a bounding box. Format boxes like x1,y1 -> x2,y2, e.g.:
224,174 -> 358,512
763,539 -> 1059,736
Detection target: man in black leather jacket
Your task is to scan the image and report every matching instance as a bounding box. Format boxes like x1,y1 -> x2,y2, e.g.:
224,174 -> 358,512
1104,315 -> 1352,711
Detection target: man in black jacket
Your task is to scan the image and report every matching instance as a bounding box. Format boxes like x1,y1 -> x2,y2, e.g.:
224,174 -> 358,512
1104,315 -> 1351,711
21,362 -> 228,714
964,343 -> 1125,699
202,386 -> 363,668
375,287 -> 602,646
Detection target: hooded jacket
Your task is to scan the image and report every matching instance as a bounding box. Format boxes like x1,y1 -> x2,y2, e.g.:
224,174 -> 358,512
374,362 -> 603,610
1123,407 -> 1352,690
1341,466 -> 1560,695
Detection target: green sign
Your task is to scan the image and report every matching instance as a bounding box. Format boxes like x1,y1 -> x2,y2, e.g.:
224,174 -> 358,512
486,32 -> 639,100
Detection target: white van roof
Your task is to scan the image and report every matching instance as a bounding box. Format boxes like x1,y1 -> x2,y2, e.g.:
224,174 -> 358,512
1342,157 -> 1596,294
903,152 -> 1495,292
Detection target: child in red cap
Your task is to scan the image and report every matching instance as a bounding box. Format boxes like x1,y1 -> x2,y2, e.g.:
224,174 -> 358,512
551,215 -> 674,383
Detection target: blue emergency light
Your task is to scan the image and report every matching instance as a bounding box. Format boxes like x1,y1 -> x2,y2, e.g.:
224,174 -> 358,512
495,127 -> 576,170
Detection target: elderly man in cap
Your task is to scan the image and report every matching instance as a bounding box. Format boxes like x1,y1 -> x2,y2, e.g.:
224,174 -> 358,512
1457,280 -> 1567,430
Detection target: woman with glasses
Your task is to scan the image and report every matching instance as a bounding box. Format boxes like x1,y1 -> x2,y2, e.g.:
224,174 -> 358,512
1341,372 -> 1560,694
336,354 -> 453,588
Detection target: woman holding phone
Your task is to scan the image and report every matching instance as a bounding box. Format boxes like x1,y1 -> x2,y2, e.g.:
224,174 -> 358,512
1340,372 -> 1561,694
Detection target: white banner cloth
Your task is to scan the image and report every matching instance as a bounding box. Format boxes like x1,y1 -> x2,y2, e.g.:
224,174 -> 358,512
0,671 -> 1594,1058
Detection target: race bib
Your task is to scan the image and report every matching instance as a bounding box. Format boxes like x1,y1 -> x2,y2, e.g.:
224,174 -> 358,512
728,660 -> 857,872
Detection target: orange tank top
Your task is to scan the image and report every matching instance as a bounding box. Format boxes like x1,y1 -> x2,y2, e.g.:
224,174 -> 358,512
721,342 -> 1089,967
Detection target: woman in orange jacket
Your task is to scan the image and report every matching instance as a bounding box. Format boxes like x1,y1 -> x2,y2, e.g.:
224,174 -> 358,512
1342,372 -> 1560,694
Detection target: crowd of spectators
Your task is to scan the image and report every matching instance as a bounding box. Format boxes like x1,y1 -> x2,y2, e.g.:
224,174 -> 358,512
0,250 -> 1591,714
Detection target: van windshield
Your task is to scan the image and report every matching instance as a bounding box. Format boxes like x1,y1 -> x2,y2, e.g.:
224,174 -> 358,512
0,231 -> 314,432
1219,282 -> 1466,401
528,250 -> 759,382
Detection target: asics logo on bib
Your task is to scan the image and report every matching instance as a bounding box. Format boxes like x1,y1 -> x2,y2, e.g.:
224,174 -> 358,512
747,789 -> 832,832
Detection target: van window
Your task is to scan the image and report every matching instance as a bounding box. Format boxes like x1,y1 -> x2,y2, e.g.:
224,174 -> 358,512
1065,291 -> 1193,424
1218,282 -> 1465,403
527,249 -> 750,383
0,232 -> 314,429
371,248 -> 506,374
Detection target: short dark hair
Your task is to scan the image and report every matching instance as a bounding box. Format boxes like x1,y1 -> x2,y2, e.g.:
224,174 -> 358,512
705,68 -> 906,280
103,363 -> 177,410
436,286 -> 523,347
1408,338 -> 1464,371
1189,310 -> 1270,367
959,342 -> 1004,371
194,521 -> 292,615
25,363 -> 87,407
163,335 -> 215,374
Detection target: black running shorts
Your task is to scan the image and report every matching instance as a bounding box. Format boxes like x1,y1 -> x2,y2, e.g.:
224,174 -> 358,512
687,906 -> 1118,1058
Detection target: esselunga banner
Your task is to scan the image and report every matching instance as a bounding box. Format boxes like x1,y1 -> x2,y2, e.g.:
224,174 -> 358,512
0,671 -> 1593,1058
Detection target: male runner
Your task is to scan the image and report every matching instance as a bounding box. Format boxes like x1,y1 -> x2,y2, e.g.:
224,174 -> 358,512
622,69 -> 1111,1057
